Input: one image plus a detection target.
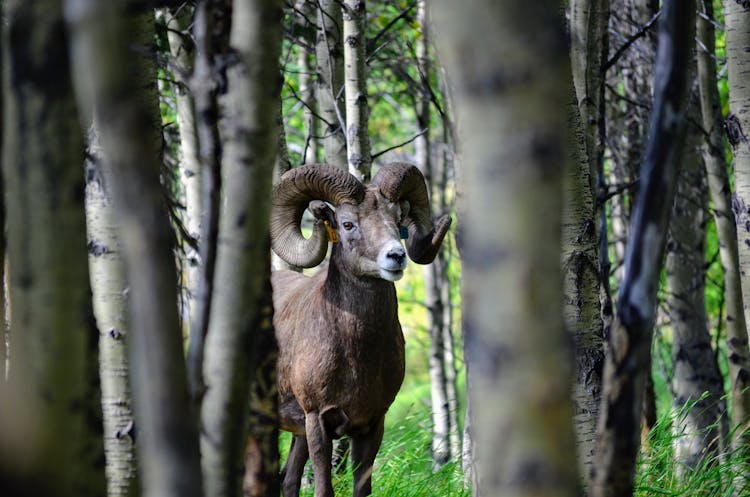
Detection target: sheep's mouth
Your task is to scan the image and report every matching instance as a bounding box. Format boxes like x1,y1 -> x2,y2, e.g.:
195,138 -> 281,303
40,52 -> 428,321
379,267 -> 405,281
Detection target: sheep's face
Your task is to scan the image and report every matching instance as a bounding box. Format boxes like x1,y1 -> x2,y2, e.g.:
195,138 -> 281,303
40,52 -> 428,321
326,192 -> 409,282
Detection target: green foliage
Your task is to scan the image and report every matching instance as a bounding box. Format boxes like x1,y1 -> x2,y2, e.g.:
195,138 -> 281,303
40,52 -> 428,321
280,0 -> 448,168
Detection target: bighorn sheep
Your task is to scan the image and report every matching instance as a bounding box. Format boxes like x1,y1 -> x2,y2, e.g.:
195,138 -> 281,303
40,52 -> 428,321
270,162 -> 451,497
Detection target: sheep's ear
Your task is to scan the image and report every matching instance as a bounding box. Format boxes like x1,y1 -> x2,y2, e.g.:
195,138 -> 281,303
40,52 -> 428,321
399,200 -> 410,223
308,200 -> 336,227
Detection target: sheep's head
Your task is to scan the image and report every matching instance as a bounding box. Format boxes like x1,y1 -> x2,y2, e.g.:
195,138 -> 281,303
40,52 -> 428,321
270,163 -> 452,281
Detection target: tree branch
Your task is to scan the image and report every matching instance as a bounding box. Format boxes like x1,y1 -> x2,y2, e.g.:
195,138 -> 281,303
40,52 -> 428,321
602,10 -> 661,73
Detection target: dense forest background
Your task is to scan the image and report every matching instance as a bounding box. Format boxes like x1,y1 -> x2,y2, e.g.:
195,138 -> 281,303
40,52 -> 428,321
1,1 -> 750,497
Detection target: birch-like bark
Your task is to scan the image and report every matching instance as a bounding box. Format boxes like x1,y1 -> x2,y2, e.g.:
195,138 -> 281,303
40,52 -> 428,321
2,1 -> 105,495
415,0 -> 452,469
0,21 -> 3,382
297,0 -> 319,164
570,0 -> 609,184
186,0 -> 228,401
85,129 -> 138,497
64,4 -> 204,497
199,0 -> 282,495
315,0 -> 347,170
432,2 -> 580,496
563,83 -> 604,492
166,5 -> 202,333
724,0 -> 750,386
698,0 -> 750,449
342,0 -> 371,181
667,123 -> 727,475
591,2 -> 695,496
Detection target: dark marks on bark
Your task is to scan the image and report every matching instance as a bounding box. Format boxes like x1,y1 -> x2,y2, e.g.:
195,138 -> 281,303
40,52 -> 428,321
8,10 -> 72,98
88,239 -> 110,257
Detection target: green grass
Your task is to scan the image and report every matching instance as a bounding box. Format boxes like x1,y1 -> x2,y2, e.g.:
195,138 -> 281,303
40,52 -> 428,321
634,400 -> 750,497
279,377 -> 469,497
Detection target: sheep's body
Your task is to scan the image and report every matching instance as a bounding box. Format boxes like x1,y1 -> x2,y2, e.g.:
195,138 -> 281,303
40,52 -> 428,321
274,260 -> 405,438
268,163 -> 450,497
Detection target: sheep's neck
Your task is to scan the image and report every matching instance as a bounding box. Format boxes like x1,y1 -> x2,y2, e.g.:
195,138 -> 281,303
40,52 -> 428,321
323,248 -> 399,326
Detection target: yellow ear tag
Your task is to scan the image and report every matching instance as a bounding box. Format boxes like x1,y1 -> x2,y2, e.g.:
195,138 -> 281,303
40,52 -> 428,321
323,220 -> 339,243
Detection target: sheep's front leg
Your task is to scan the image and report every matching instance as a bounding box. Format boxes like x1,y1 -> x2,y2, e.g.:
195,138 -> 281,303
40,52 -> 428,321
281,434 -> 309,497
305,412 -> 334,497
351,418 -> 384,497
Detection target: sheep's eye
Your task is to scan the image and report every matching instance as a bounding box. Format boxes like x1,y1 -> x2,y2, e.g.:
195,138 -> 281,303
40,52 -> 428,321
342,221 -> 354,231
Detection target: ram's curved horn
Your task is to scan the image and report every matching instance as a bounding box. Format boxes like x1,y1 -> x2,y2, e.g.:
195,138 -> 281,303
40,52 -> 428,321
371,162 -> 451,264
271,164 -> 365,268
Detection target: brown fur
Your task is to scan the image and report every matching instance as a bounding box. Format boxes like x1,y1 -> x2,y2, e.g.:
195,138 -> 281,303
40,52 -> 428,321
273,188 -> 407,497
270,163 -> 451,497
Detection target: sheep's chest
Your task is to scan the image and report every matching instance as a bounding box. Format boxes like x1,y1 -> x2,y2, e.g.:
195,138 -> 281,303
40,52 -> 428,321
291,313 -> 405,429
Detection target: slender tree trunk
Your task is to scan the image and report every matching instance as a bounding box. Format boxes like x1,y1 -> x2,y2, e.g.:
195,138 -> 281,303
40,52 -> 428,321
724,0 -> 750,384
414,0 -> 452,470
667,122 -> 727,475
461,376 -> 476,491
342,0 -> 371,181
199,0 -> 282,496
563,83 -> 604,492
65,4 -> 204,497
2,2 -> 105,496
432,2 -> 580,496
329,0 -> 375,471
698,0 -> 750,450
570,0 -> 609,185
85,128 -> 139,497
606,0 -> 659,439
297,0 -> 319,165
315,0 -> 347,169
591,3 -> 696,496
186,0 -> 228,402
166,5 -> 202,334
0,18 -> 4,384
441,271 -> 461,463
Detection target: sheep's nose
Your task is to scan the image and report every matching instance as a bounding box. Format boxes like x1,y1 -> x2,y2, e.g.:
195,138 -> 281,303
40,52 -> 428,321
387,247 -> 406,265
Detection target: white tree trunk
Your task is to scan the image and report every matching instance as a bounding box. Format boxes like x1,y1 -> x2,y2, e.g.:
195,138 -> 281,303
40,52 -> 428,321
667,124 -> 727,476
342,0 -> 371,180
315,0 -> 348,169
724,0 -> 750,348
432,1 -> 581,495
166,6 -> 202,333
65,4 -> 204,497
199,0 -> 282,495
85,129 -> 138,497
698,0 -> 750,453
570,0 -> 609,183
562,84 -> 604,491
2,1 -> 105,495
297,0 -> 320,165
